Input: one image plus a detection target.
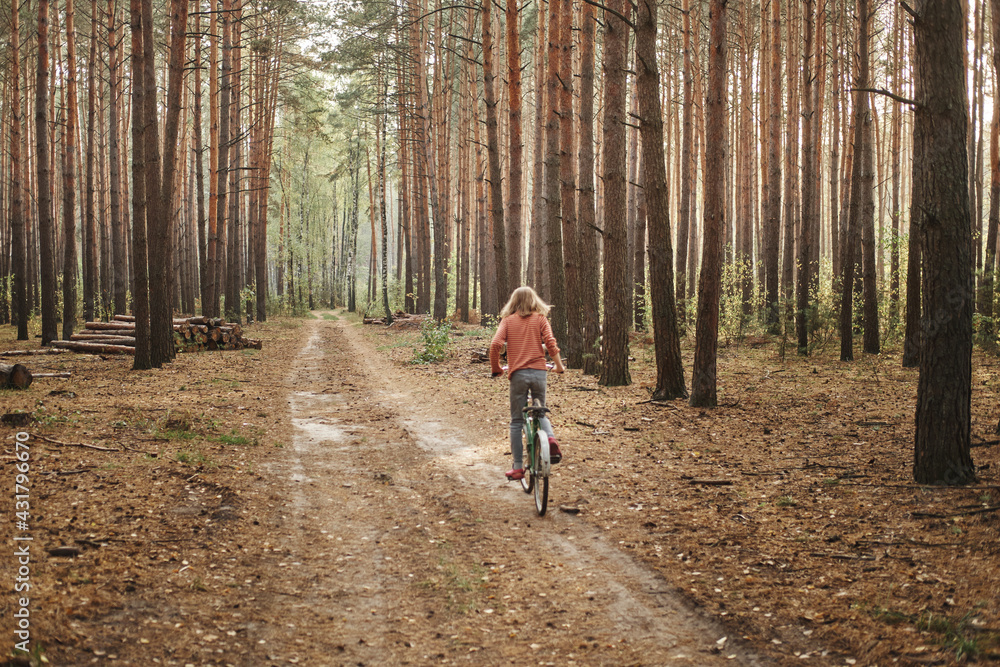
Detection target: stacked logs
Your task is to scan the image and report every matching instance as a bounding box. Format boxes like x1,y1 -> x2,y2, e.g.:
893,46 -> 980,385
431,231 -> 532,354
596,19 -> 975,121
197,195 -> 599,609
170,316 -> 263,352
50,316 -> 262,355
362,312 -> 427,329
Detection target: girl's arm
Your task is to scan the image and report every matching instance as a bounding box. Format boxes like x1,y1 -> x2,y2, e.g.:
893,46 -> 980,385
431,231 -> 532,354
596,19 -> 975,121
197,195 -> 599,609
540,317 -> 564,373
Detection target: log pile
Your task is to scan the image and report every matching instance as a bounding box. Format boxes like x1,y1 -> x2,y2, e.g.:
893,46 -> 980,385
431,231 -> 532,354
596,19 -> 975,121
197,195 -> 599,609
50,316 -> 263,355
362,312 -> 428,329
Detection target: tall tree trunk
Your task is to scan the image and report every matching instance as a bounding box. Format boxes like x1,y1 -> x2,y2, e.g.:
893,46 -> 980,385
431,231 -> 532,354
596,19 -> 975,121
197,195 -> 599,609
857,1 -> 879,355
912,0 -> 975,486
226,1 -> 243,322
888,3 -> 902,326
211,0 -> 232,318
764,0 -> 782,332
84,0 -> 99,322
543,0 -> 567,337
37,0 -> 58,346
559,0 -> 580,364
530,0 -> 547,294
782,0 -> 800,329
378,72 -> 392,324
690,0 -> 727,407
982,0 -> 1000,340
796,0 -> 815,354
598,0 -> 631,387
416,2 -> 447,320
638,0 -> 686,400
578,1 -> 600,375
675,0 -> 694,326
128,0 -> 151,368
829,2 -> 842,287
505,0 -> 523,289
10,0 -> 28,340
192,9 -> 208,316
736,1 -> 753,320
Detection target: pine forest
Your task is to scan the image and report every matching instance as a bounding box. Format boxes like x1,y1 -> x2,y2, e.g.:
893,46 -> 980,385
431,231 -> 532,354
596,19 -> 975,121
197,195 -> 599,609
1,0 -> 999,663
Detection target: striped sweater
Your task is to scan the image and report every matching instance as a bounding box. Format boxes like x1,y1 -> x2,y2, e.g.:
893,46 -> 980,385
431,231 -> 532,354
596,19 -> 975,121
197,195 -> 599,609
489,313 -> 561,377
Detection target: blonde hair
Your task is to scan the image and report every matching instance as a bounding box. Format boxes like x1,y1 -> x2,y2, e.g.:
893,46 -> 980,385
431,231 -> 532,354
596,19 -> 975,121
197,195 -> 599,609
500,286 -> 551,318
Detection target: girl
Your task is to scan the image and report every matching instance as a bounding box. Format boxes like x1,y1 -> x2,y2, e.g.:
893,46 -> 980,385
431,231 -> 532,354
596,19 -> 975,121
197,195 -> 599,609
489,286 -> 564,480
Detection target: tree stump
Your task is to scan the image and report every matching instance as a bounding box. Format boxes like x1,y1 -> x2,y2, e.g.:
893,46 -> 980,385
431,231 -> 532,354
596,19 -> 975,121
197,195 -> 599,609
0,363 -> 33,389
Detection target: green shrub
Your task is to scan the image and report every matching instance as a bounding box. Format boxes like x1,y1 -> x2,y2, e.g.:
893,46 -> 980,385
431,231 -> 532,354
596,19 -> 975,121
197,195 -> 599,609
413,319 -> 451,363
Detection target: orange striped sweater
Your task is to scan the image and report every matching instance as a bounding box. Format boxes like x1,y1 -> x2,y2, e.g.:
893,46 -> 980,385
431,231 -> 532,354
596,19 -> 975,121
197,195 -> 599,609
489,313 -> 561,376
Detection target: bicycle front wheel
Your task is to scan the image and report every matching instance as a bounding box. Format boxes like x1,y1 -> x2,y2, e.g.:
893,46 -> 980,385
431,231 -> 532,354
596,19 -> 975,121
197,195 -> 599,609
533,432 -> 549,516
520,424 -> 533,493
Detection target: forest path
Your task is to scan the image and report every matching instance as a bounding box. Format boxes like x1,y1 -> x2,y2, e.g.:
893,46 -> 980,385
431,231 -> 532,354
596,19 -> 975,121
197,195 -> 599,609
251,313 -> 764,665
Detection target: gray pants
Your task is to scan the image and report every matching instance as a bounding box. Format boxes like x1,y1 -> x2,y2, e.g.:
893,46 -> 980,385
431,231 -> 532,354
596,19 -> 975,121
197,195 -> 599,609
509,368 -> 555,469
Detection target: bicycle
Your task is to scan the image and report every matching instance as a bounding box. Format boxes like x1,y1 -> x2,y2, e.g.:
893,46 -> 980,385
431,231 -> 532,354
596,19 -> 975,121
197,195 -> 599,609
519,395 -> 552,516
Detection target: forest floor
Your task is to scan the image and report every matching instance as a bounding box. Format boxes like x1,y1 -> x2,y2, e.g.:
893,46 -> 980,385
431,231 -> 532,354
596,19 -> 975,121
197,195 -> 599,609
0,310 -> 998,667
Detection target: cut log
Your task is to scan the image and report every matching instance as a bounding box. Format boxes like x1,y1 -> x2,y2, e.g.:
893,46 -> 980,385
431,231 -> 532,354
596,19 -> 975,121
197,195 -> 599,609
0,363 -> 33,389
0,349 -> 70,356
51,341 -> 135,355
84,321 -> 136,331
113,314 -> 135,322
70,334 -> 137,345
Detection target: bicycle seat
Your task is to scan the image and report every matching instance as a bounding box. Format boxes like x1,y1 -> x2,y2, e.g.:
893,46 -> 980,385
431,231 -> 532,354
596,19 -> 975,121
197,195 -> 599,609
523,405 -> 550,415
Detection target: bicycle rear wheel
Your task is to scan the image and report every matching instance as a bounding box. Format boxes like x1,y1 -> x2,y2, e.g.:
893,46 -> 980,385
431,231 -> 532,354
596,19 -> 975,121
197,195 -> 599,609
533,432 -> 549,516
520,424 -> 533,493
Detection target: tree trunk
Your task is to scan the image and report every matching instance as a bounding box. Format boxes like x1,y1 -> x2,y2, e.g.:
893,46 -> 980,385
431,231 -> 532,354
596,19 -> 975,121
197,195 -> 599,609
675,0 -> 694,326
530,0 -> 547,295
37,0 -> 59,347
10,0 -> 28,341
578,1 -> 600,376
856,1 -> 879,355
107,1 -> 126,318
782,0 -> 800,329
559,0 -> 580,364
212,0 -> 232,319
505,0 -> 523,290
84,0 -> 99,323
637,0 -> 686,400
764,0 -> 781,332
736,1 -> 753,320
378,69 -> 392,324
912,0 -> 975,486
128,0 -> 151,369
796,0 -> 815,354
982,0 -> 1000,342
542,0 -> 567,340
634,151 -> 647,332
690,0 -> 727,407
226,1 -> 243,322
888,2 -> 902,327
598,0 -> 631,387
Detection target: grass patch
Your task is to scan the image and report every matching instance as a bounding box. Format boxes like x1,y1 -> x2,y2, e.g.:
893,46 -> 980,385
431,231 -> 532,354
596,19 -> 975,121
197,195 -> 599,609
863,605 -> 999,660
175,449 -> 214,466
214,430 -> 257,446
321,313 -> 339,321
776,495 -> 797,507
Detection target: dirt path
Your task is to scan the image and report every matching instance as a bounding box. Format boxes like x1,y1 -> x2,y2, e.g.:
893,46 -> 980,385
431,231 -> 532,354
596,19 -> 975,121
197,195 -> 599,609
247,314 -> 765,665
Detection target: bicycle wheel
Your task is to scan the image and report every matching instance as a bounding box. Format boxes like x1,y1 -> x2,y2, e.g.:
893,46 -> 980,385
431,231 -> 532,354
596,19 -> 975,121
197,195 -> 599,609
533,432 -> 549,516
520,424 -> 533,493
